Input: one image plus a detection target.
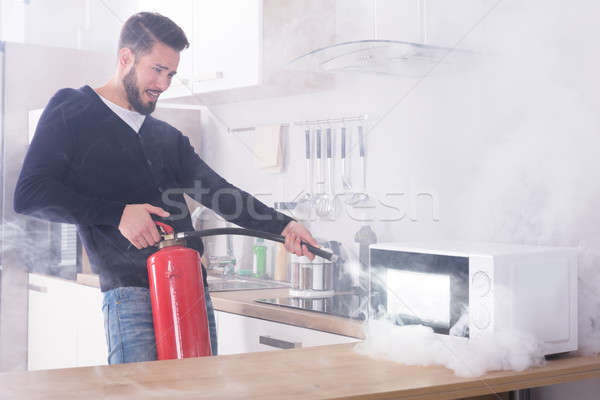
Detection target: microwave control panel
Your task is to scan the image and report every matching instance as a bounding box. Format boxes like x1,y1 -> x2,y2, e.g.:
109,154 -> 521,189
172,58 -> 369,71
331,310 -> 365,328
468,255 -> 494,337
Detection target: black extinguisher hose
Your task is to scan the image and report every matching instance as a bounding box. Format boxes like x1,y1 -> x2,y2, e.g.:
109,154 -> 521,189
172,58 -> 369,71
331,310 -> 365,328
175,228 -> 338,262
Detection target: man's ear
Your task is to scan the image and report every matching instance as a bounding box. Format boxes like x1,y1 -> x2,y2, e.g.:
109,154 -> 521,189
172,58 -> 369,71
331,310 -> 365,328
118,47 -> 135,69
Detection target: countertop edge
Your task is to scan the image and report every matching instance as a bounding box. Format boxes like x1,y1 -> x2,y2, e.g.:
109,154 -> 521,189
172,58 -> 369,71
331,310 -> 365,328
3,342 -> 599,400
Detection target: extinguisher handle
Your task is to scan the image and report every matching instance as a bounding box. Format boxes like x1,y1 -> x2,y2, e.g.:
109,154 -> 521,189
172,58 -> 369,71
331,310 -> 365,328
155,221 -> 174,235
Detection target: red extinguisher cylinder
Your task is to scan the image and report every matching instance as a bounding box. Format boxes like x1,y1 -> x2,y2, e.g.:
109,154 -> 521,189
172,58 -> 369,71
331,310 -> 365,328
147,245 -> 211,360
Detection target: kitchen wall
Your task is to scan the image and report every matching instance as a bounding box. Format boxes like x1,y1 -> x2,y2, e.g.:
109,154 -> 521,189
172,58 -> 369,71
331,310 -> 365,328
187,0 -> 600,398
192,0 -> 508,251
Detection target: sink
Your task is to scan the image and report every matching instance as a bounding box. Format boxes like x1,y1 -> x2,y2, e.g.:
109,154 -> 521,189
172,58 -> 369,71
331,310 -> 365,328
206,275 -> 243,282
206,274 -> 290,292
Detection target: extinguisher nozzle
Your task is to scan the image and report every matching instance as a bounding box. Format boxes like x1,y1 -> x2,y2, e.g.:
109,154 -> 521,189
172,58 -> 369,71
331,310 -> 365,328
174,228 -> 340,262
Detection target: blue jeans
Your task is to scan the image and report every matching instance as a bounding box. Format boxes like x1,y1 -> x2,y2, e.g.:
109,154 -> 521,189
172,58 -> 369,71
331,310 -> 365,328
102,286 -> 218,364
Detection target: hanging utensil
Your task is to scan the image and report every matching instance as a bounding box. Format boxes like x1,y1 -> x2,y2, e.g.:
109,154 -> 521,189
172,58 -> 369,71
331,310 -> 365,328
316,128 -> 323,185
359,126 -> 368,196
346,125 -> 369,205
297,128 -> 312,205
314,129 -> 327,217
341,127 -> 352,192
325,127 -> 337,217
341,126 -> 356,205
315,128 -> 334,218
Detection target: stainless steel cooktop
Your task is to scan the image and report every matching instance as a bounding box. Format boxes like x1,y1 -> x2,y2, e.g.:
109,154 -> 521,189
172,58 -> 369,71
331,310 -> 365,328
256,293 -> 367,320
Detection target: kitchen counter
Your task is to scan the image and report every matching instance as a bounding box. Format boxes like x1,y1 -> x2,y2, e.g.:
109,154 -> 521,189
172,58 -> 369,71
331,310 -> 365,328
2,343 -> 600,399
20,273 -> 600,399
76,273 -> 365,339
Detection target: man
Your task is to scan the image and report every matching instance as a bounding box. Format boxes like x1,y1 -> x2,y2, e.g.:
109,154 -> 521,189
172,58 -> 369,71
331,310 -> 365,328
13,12 -> 317,364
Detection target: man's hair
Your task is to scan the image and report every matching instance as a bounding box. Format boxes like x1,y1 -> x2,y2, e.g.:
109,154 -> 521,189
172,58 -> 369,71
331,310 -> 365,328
119,12 -> 189,56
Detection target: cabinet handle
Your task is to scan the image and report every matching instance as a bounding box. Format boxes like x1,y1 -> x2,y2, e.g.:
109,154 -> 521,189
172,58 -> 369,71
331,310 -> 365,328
259,335 -> 302,349
28,284 -> 47,293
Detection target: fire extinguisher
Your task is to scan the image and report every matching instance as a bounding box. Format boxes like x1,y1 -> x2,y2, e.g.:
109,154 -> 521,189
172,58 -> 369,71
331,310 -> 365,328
147,221 -> 337,361
147,221 -> 211,360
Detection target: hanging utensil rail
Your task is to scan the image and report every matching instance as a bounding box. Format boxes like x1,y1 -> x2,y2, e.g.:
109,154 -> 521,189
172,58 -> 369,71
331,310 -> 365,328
228,114 -> 370,133
294,115 -> 369,127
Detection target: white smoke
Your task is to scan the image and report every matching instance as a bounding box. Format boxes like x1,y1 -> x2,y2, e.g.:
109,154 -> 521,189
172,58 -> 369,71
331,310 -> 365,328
355,319 -> 545,378
351,0 -> 600,377
0,220 -> 61,274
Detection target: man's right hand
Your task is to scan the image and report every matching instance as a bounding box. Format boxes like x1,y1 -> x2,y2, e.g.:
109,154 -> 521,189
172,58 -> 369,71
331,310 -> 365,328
118,204 -> 170,249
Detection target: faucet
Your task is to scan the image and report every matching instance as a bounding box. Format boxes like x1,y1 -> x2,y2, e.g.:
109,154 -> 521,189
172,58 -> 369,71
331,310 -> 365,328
191,207 -> 237,275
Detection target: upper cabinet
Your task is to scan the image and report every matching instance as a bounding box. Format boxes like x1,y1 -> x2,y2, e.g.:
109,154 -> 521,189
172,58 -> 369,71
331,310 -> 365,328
335,0 -> 494,47
157,0 -> 335,104
154,0 -> 263,99
191,0 -> 262,93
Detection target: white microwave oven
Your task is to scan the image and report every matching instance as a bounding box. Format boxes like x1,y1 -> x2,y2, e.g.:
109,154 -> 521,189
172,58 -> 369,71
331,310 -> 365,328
369,241 -> 578,355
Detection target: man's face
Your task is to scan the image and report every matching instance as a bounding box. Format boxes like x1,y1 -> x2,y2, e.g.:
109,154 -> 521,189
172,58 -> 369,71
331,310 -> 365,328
123,41 -> 180,115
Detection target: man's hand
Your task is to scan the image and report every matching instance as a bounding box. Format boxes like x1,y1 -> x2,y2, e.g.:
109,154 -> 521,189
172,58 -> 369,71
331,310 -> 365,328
281,221 -> 319,260
118,204 -> 170,250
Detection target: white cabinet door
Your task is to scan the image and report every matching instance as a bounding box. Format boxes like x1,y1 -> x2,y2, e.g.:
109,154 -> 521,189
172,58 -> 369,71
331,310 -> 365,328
216,311 -> 359,355
190,0 -> 262,93
73,284 -> 108,367
27,275 -> 79,370
154,0 -> 262,99
28,274 -> 108,370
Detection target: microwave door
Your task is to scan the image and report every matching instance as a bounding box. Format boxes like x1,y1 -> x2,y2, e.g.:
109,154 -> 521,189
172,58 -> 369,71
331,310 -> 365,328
385,269 -> 451,331
369,249 -> 469,337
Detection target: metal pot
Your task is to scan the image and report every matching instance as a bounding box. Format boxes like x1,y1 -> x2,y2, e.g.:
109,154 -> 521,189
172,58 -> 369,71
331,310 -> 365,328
312,260 -> 334,291
290,254 -> 314,290
290,252 -> 336,291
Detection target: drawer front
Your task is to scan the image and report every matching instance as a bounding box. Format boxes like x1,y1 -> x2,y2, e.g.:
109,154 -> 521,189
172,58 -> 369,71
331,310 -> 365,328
216,311 -> 358,355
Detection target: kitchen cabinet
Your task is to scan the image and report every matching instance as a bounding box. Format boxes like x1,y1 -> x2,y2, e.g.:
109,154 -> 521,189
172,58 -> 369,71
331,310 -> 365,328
336,0 -> 491,49
27,274 -> 107,371
215,310 -> 359,355
154,0 -> 262,100
155,0 -> 334,105
74,283 -> 109,367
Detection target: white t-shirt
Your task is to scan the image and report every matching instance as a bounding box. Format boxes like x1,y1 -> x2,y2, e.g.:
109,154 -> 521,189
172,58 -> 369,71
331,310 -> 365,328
99,95 -> 146,134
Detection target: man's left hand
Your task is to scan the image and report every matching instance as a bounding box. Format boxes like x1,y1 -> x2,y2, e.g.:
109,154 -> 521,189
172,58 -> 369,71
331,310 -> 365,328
281,221 -> 319,260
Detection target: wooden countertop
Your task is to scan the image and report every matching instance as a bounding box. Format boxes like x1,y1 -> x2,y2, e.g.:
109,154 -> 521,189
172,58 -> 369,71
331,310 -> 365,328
75,273 -> 365,339
23,274 -> 600,399
2,343 -> 599,400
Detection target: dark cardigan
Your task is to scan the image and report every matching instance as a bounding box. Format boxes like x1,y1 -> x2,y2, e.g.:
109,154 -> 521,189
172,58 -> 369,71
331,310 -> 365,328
14,85 -> 292,291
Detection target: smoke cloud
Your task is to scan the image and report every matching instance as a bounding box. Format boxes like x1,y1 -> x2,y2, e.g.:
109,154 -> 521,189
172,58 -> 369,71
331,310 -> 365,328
355,319 -> 545,378
351,0 -> 600,376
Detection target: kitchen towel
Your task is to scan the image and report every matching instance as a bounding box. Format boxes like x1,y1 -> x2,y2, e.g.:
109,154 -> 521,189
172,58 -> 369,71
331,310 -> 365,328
253,124 -> 283,173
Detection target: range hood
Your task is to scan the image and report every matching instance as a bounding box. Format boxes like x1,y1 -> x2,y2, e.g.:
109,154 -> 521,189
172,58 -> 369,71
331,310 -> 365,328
288,39 -> 453,78
287,0 -> 461,78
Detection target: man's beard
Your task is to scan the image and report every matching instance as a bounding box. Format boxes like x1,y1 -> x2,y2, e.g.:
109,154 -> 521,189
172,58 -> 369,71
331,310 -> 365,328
123,66 -> 156,115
